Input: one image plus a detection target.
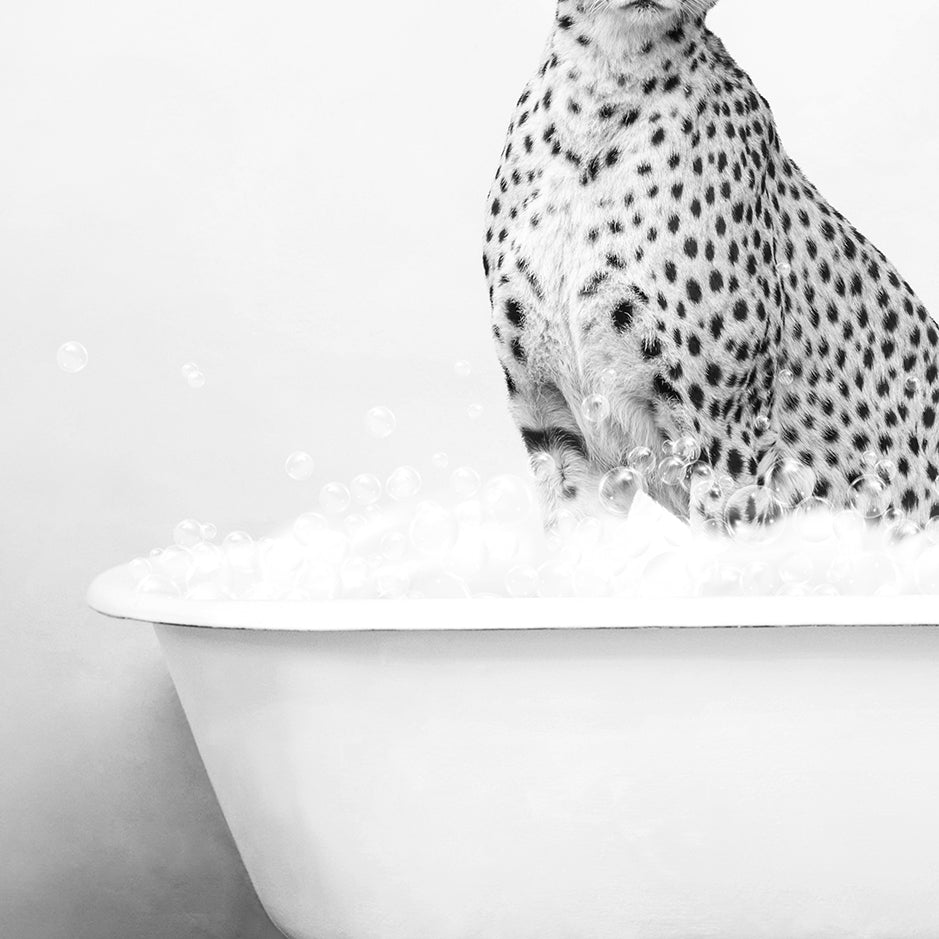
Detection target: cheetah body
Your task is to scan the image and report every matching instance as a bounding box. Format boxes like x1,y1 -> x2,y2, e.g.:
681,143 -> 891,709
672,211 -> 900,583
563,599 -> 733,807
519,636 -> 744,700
484,3 -> 939,526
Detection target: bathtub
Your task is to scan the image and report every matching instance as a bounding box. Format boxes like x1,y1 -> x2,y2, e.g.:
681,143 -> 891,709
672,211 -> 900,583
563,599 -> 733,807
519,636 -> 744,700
88,564 -> 939,939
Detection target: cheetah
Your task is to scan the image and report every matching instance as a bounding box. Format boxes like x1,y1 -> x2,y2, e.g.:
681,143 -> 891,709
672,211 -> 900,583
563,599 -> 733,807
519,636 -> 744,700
483,0 -> 939,530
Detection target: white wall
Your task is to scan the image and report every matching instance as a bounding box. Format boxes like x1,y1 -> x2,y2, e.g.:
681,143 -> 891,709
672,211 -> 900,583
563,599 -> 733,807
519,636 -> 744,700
1,1 -> 937,935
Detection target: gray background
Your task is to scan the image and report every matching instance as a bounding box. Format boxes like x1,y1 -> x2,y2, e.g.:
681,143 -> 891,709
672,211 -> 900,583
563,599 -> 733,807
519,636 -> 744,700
2,0 -> 937,936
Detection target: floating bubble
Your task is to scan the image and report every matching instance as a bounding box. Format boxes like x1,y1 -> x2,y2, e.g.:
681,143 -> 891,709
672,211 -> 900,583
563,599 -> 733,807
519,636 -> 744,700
684,462 -> 713,494
365,406 -> 396,439
387,465 -> 422,501
454,360 -> 472,378
466,404 -> 484,421
320,482 -> 352,515
409,501 -> 458,556
849,474 -> 891,520
673,435 -> 701,463
776,261 -> 792,276
599,467 -> 642,516
905,376 -> 921,396
432,452 -> 450,470
57,341 -> 88,373
862,450 -> 879,468
754,414 -> 771,434
627,446 -> 657,476
172,519 -> 203,548
451,466 -> 482,499
482,475 -> 532,525
506,565 -> 539,598
766,458 -> 816,507
778,368 -> 795,386
285,451 -> 315,482
888,517 -> 921,544
351,473 -> 382,506
874,459 -> 898,485
581,394 -> 611,424
724,486 -> 785,543
201,522 -> 217,541
657,456 -> 687,488
186,368 -> 206,390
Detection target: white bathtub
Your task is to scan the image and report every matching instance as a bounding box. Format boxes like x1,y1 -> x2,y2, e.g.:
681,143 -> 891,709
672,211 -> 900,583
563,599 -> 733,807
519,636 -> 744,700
88,564 -> 939,939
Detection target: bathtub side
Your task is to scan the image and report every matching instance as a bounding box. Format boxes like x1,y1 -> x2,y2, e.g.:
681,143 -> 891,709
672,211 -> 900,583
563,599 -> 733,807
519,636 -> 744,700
156,623 -> 939,939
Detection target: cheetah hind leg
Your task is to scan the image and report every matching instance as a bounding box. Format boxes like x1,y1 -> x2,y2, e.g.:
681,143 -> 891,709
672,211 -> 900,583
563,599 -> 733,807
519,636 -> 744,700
510,382 -> 609,529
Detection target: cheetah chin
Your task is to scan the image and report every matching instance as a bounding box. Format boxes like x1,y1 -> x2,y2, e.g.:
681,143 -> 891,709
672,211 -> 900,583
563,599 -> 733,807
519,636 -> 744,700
484,0 -> 939,532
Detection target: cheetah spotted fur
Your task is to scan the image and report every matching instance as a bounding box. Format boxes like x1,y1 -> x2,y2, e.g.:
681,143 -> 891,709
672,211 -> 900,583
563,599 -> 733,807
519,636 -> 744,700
483,0 -> 939,529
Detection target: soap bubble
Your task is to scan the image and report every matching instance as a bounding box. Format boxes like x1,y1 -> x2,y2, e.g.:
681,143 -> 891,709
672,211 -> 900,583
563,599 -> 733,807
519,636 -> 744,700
778,368 -> 795,386
285,451 -> 315,482
365,406 -> 396,439
320,482 -> 352,515
454,360 -> 472,377
128,558 -> 151,583
506,565 -> 539,598
432,452 -> 450,470
173,519 -> 203,548
387,466 -> 422,501
673,435 -> 701,463
849,474 -> 891,520
793,497 -> 834,542
482,475 -> 532,525
153,546 -> 194,582
599,467 -> 642,516
684,462 -> 714,494
862,450 -> 878,468
874,459 -> 898,485
537,560 -> 574,598
905,377 -> 921,396
451,466 -> 482,499
657,456 -> 687,488
627,446 -> 657,476
414,572 -> 471,599
293,512 -> 328,544
581,394 -> 611,424
57,341 -> 88,373
200,522 -> 217,541
376,566 -> 410,599
754,414 -> 771,434
136,574 -> 181,598
915,546 -> 939,593
466,404 -> 484,421
185,368 -> 206,389
223,531 -> 256,571
724,486 -> 784,543
409,501 -> 458,556
351,473 -> 382,506
766,458 -> 816,507
380,530 -> 408,561
186,582 -> 227,601
344,514 -> 369,538
776,261 -> 792,276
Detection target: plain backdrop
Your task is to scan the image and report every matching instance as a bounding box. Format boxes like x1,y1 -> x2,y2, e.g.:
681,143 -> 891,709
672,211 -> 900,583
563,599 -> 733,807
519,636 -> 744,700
2,1 -> 937,936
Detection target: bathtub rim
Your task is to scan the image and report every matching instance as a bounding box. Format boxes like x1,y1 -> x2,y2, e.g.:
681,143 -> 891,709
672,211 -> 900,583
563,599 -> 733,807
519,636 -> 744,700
87,563 -> 939,632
